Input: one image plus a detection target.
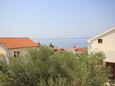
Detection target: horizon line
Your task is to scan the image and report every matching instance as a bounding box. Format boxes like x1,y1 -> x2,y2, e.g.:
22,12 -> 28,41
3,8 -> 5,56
33,37 -> 89,39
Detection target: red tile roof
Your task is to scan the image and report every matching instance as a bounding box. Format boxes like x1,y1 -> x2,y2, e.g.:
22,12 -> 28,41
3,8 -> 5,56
0,37 -> 38,49
74,48 -> 87,52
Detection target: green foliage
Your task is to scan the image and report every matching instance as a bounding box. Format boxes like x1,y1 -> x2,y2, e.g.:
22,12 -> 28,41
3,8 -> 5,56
74,53 -> 108,86
0,47 -> 108,86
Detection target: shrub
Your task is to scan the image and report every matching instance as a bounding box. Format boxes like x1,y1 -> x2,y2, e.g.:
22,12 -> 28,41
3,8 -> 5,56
0,47 -> 108,86
74,53 -> 108,86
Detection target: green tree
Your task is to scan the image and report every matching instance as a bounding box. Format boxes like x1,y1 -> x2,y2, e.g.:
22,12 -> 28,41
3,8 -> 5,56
0,47 -> 108,86
74,53 -> 108,86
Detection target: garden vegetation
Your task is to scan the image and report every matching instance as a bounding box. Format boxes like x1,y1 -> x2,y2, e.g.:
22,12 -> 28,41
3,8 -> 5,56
0,47 -> 108,86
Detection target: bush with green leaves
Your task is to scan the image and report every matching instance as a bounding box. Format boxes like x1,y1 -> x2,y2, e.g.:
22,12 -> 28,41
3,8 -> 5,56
74,53 -> 108,86
0,47 -> 108,86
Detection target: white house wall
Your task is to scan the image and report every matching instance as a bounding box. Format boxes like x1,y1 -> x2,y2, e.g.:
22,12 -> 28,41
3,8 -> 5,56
0,44 -> 8,56
0,44 -> 9,63
8,48 -> 30,57
8,47 -> 38,57
88,30 -> 115,53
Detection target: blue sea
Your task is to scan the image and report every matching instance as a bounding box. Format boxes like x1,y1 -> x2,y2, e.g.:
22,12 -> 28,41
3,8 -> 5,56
34,38 -> 88,48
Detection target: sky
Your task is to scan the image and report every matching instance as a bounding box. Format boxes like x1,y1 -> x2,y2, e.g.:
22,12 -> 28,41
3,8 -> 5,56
0,0 -> 115,38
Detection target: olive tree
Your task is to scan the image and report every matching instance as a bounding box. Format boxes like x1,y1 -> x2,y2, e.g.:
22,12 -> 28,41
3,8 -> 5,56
0,47 -> 108,86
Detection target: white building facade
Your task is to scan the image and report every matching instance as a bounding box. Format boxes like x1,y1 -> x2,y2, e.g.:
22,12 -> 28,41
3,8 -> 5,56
87,27 -> 115,80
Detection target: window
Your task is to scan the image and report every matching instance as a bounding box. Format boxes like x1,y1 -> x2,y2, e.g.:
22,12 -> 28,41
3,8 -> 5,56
14,51 -> 20,57
98,39 -> 103,44
14,52 -> 16,57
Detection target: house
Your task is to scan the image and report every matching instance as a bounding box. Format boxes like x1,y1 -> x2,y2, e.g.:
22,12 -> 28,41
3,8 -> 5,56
87,27 -> 115,80
0,37 -> 39,62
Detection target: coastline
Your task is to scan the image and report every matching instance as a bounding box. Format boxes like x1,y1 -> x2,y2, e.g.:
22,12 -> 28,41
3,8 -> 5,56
33,38 -> 88,48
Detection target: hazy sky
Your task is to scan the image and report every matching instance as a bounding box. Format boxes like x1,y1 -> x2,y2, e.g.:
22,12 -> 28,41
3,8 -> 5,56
0,0 -> 115,38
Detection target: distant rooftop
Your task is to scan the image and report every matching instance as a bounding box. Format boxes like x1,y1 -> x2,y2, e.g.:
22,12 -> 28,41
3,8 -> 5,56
0,37 -> 38,49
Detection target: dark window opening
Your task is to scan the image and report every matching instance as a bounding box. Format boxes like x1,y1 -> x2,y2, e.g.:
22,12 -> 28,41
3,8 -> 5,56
14,51 -> 20,57
106,62 -> 115,80
98,39 -> 103,44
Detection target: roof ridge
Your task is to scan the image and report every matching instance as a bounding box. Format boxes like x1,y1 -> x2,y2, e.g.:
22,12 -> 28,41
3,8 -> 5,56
88,27 -> 115,42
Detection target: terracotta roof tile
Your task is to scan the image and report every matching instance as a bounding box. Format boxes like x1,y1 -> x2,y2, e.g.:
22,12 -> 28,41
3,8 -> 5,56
74,48 -> 87,52
0,37 -> 38,49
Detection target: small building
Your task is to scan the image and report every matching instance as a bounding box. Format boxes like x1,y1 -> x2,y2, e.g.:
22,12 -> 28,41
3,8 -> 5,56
0,37 -> 38,62
87,27 -> 115,80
